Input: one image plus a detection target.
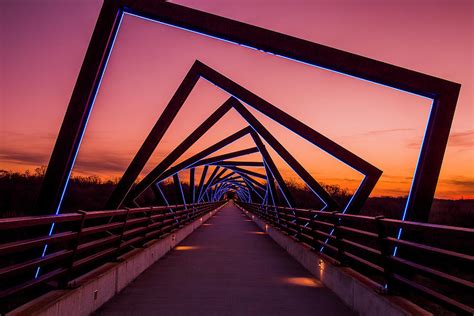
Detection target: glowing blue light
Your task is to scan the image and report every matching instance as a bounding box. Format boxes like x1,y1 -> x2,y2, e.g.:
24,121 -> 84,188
242,178 -> 262,202
197,168 -> 221,202
175,173 -> 187,209
70,9 -> 435,260
258,156 -> 294,207
393,99 -> 435,256
156,183 -> 170,206
204,54 -> 430,213
273,54 -> 433,101
320,227 -> 335,253
205,66 -> 434,221
124,13 -> 239,46
319,178 -> 365,251
212,93 -> 332,208
36,11 -> 124,279
261,187 -> 269,207
217,185 -> 227,198
278,185 -> 292,208
342,177 -> 365,214
236,173 -> 264,201
263,164 -> 277,208
126,9 -> 434,101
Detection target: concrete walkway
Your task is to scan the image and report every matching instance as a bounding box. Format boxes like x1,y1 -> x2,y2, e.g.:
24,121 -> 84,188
95,202 -> 354,316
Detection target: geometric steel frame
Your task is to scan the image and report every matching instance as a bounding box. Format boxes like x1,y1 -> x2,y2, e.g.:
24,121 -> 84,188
142,140 -> 267,205
200,169 -> 255,203
191,166 -> 266,203
217,169 -> 266,200
200,167 -> 263,203
36,0 -> 460,224
136,133 -> 271,206
130,116 -> 301,209
212,161 -> 264,167
144,144 -> 263,204
128,127 -> 258,194
170,166 -> 252,204
118,66 -> 380,213
156,162 -> 263,205
154,162 -> 262,205
136,127 -> 287,206
167,159 -> 265,204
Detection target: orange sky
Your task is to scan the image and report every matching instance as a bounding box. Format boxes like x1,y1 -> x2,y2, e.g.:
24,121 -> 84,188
1,0 -> 473,200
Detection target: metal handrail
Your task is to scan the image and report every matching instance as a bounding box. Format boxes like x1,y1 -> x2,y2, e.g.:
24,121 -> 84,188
237,201 -> 474,315
0,201 -> 225,313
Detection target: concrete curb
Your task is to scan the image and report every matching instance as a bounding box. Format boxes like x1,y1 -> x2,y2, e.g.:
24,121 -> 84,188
236,205 -> 431,316
7,203 -> 228,316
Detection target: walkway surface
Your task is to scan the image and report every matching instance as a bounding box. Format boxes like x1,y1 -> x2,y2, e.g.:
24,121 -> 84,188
95,202 -> 354,315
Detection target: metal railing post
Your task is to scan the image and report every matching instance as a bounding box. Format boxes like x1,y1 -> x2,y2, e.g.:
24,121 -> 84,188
293,207 -> 303,240
61,210 -> 87,287
332,211 -> 346,266
115,208 -> 130,259
375,216 -> 393,294
140,207 -> 154,247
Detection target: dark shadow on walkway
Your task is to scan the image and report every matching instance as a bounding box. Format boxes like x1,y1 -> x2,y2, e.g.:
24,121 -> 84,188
95,202 -> 354,315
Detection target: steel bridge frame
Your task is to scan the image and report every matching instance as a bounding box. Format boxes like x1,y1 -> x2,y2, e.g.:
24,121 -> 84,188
36,0 -> 460,224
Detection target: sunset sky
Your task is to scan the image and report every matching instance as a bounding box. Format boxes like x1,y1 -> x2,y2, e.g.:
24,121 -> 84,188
1,0 -> 473,200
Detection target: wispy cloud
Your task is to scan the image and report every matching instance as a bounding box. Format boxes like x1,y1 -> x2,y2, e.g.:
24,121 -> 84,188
73,155 -> 130,174
436,177 -> 474,198
0,148 -> 50,166
447,130 -> 474,149
0,130 -> 57,141
363,128 -> 413,137
338,128 -> 415,143
439,177 -> 474,190
378,174 -> 412,184
407,129 -> 474,150
0,147 -> 131,175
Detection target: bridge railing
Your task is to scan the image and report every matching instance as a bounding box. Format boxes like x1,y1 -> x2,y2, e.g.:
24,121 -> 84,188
0,201 -> 225,313
237,201 -> 473,315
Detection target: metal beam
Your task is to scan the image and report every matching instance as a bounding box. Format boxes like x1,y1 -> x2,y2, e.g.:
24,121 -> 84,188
107,97 -> 234,208
192,147 -> 258,167
212,161 -> 264,167
36,0 -> 123,214
227,166 -> 266,179
45,0 -> 459,223
189,167 -> 195,203
232,99 -> 338,210
173,173 -> 187,208
250,132 -> 292,207
198,166 -> 220,202
128,127 -> 252,202
196,165 -> 209,203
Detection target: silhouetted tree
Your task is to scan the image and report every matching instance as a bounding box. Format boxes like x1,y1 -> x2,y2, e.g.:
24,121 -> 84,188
1,169 -> 472,227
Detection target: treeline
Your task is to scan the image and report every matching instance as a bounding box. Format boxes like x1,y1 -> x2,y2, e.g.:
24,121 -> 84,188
1,169 -> 472,227
0,169 -> 210,216
0,169 -> 349,214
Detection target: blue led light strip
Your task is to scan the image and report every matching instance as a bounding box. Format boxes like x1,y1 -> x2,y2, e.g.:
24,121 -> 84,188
175,172 -> 187,209
35,12 -> 125,279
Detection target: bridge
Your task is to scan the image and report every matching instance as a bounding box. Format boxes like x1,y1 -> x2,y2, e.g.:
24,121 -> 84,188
1,0 -> 472,315
94,203 -> 353,315
1,200 -> 472,315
